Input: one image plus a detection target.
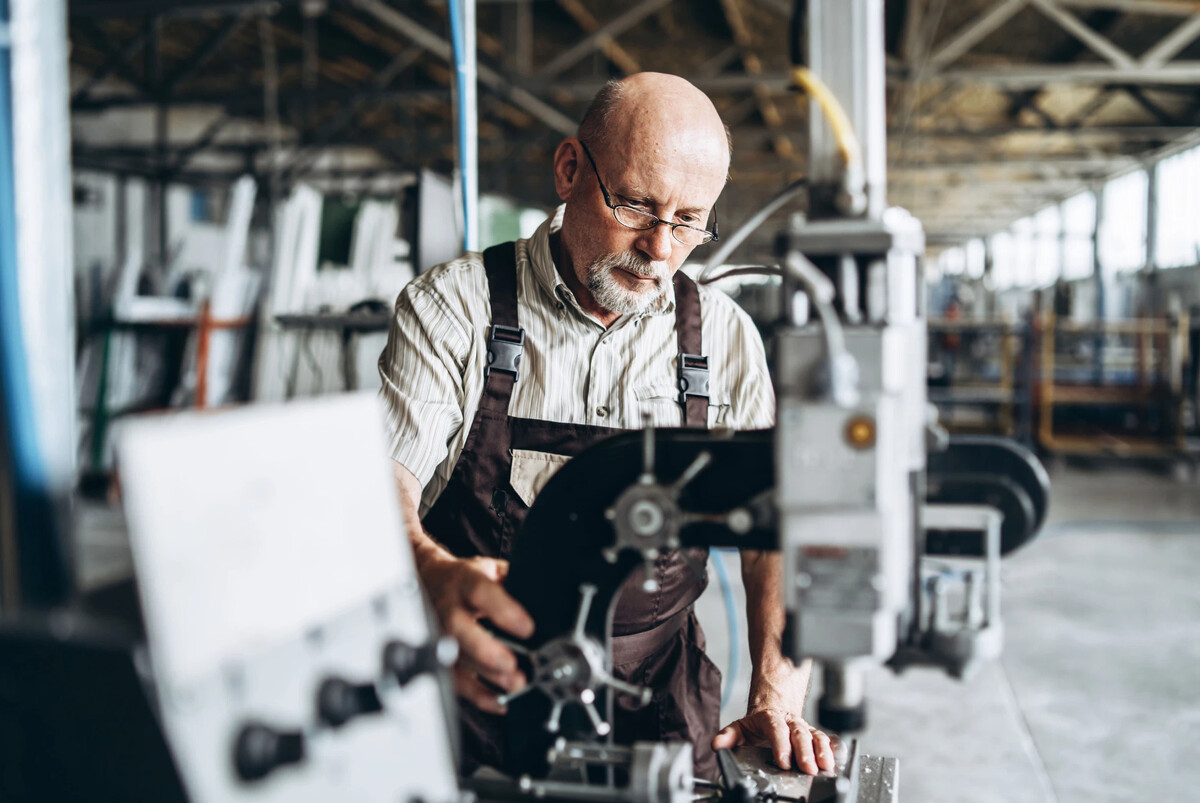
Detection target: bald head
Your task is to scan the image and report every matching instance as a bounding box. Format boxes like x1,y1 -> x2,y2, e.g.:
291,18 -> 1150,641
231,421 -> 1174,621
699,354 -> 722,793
577,73 -> 731,176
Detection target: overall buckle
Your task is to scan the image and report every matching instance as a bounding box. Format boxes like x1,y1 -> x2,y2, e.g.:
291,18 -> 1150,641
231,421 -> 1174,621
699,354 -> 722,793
677,353 -> 710,405
486,324 -> 525,381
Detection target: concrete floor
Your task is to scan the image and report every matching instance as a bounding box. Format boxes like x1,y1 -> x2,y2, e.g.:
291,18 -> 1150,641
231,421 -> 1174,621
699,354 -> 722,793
695,460 -> 1200,803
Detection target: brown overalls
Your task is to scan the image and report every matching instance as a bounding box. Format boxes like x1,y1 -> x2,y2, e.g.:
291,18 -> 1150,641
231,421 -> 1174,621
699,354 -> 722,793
422,242 -> 723,780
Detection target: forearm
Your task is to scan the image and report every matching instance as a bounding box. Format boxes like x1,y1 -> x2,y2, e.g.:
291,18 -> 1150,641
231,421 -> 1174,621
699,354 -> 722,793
741,549 -> 812,706
392,461 -> 454,573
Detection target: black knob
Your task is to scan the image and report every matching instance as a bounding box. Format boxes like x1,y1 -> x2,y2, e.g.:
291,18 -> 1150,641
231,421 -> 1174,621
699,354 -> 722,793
382,637 -> 458,687
233,722 -> 305,782
316,677 -> 383,728
817,697 -> 866,733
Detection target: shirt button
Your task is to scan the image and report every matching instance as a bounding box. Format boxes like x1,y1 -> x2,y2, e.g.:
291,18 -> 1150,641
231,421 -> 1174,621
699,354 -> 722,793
596,406 -> 609,418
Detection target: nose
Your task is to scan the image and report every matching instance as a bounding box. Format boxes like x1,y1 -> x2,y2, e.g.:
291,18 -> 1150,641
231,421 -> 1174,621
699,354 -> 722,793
637,222 -> 675,263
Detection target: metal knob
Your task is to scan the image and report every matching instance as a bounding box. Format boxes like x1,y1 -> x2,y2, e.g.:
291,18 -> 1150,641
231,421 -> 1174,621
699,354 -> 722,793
232,722 -> 305,782
316,677 -> 383,728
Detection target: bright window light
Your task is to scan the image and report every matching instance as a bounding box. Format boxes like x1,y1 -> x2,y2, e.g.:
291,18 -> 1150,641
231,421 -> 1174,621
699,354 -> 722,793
940,247 -> 966,276
965,238 -> 986,279
1033,205 -> 1061,287
1012,217 -> 1035,287
1099,169 -> 1148,274
989,231 -> 1014,290
1154,144 -> 1200,269
1061,191 -> 1096,280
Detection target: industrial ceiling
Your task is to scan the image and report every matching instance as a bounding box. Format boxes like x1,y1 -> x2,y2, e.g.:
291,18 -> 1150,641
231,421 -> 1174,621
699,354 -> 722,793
67,0 -> 1200,251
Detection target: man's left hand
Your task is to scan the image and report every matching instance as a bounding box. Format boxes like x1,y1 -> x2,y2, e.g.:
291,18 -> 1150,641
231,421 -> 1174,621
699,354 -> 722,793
711,709 -> 836,775
710,663 -> 836,775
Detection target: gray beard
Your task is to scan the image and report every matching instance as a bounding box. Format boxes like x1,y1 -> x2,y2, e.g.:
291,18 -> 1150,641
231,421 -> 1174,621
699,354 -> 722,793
585,252 -> 670,316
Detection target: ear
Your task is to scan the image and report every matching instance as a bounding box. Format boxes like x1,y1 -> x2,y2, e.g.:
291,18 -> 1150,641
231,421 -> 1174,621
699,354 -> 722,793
553,138 -> 584,202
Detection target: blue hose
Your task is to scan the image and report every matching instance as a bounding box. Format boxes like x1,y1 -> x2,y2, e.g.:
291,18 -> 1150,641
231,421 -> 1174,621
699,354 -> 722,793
446,0 -> 473,252
711,548 -> 740,710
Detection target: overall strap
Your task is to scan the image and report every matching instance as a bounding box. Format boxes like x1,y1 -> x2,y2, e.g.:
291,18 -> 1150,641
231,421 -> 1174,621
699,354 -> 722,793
480,243 -> 523,414
672,272 -> 709,428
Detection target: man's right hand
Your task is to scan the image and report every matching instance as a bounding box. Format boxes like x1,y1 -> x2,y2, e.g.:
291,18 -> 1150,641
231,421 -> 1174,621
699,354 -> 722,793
419,553 -> 535,715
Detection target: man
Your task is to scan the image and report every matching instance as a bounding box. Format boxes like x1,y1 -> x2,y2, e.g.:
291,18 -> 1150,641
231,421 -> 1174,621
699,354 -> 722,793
379,72 -> 835,780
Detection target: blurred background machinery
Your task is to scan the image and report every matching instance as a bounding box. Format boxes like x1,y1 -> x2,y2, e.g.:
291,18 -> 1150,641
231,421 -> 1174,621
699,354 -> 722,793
2,0 -> 1200,800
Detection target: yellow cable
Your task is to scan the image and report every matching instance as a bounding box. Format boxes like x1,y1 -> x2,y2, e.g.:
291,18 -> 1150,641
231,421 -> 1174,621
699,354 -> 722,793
791,66 -> 863,170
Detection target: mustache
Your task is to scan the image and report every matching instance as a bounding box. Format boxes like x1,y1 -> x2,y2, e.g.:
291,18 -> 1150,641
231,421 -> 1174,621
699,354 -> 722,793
595,251 -> 667,279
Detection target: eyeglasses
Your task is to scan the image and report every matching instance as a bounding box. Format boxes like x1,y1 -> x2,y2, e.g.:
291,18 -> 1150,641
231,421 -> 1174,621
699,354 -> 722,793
578,140 -> 719,247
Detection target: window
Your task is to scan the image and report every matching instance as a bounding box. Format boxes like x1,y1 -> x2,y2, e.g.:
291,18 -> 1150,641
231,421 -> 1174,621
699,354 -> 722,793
939,247 -> 965,276
965,238 -> 986,279
989,231 -> 1014,290
1155,144 -> 1200,269
1012,217 -> 1035,287
1099,169 -> 1148,274
1061,191 -> 1096,280
1033,205 -> 1061,287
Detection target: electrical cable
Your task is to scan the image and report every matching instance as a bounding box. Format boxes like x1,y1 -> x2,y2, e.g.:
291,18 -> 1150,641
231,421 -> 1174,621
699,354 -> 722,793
698,179 -> 807,285
701,265 -> 784,285
711,548 -> 740,711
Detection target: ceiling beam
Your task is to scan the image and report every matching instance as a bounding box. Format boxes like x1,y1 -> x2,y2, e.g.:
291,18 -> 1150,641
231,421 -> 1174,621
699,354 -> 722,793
891,158 -> 1131,171
937,61 -> 1200,86
536,0 -> 671,78
1056,0 -> 1200,14
718,0 -> 798,162
1140,13 -> 1200,68
73,17 -> 154,96
281,43 -> 425,177
70,22 -> 156,103
351,0 -> 577,135
927,0 -> 1029,69
1028,0 -> 1137,68
162,13 -> 249,93
70,0 -> 283,20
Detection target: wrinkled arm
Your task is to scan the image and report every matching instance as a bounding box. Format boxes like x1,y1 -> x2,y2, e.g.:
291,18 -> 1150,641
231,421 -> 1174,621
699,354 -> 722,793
742,550 -> 809,704
710,550 -> 835,775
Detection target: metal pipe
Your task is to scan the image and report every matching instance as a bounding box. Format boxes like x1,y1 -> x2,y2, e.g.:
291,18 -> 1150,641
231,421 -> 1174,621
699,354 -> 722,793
448,0 -> 478,251
1,0 -> 75,607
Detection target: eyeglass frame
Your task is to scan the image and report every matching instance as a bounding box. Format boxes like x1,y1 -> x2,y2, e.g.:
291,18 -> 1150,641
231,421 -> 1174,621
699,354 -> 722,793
577,140 -> 720,246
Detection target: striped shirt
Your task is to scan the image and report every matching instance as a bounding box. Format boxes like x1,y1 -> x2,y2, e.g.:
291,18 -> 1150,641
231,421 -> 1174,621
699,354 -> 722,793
378,206 -> 775,517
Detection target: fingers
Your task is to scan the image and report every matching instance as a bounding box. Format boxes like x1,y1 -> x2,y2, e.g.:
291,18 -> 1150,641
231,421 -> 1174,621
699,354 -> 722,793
460,652 -> 526,693
445,610 -> 525,690
768,716 -> 793,771
711,721 -> 746,751
462,572 -> 534,639
470,556 -> 510,583
812,729 -> 836,772
453,666 -> 507,715
789,722 -> 818,775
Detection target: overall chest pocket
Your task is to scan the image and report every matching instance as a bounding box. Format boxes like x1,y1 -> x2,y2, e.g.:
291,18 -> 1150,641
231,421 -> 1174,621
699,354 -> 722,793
633,383 -> 731,429
509,449 -> 572,508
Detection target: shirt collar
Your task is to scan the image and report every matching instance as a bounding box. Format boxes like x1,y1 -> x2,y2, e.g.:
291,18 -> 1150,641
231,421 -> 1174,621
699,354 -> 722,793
524,204 -> 677,320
